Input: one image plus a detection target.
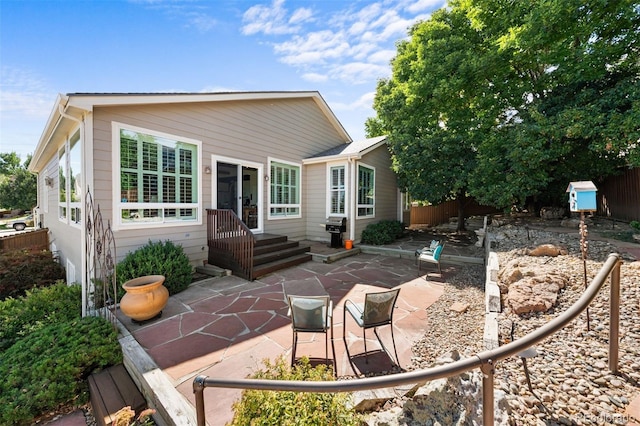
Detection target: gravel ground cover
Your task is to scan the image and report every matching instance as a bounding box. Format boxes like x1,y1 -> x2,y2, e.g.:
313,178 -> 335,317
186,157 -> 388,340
404,222 -> 640,425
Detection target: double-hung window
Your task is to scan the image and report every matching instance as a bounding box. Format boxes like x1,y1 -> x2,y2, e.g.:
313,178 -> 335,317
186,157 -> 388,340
357,164 -> 375,217
59,130 -> 82,225
269,159 -> 301,218
114,123 -> 200,228
329,165 -> 346,215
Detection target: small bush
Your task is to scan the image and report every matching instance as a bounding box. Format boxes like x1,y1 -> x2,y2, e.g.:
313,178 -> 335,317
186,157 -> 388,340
631,220 -> 640,232
0,248 -> 66,300
116,240 -> 192,297
0,282 -> 81,351
360,220 -> 405,245
230,356 -> 360,426
0,316 -> 122,425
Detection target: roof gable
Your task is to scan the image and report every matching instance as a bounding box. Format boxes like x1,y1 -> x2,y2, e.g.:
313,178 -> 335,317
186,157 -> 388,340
303,135 -> 388,164
30,91 -> 351,172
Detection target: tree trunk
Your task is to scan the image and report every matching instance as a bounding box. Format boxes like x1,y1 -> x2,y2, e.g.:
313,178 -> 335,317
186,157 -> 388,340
457,193 -> 466,232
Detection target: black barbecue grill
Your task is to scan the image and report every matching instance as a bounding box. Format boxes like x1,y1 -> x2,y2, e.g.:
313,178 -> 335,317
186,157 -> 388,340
325,217 -> 347,248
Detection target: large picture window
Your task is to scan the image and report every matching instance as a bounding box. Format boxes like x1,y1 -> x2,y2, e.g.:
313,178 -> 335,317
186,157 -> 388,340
114,123 -> 200,227
329,165 -> 345,215
269,159 -> 301,218
357,164 -> 375,217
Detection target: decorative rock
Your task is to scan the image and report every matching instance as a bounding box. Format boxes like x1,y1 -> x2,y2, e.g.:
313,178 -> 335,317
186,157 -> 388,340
367,222 -> 640,426
450,301 -> 470,313
540,206 -> 565,220
526,243 -> 568,257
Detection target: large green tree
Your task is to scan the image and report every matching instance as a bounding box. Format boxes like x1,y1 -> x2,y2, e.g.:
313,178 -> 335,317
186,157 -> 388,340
0,153 -> 36,212
0,153 -> 22,176
369,0 -> 640,220
466,0 -> 640,209
367,7 -> 507,230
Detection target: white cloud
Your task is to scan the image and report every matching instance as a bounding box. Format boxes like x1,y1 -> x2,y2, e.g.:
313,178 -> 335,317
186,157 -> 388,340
405,0 -> 446,14
241,0 -> 444,85
302,73 -> 328,83
329,91 -> 376,111
186,13 -> 219,32
275,30 -> 350,65
0,67 -> 54,119
130,0 -> 220,33
330,62 -> 390,84
242,0 -> 307,35
289,7 -> 313,25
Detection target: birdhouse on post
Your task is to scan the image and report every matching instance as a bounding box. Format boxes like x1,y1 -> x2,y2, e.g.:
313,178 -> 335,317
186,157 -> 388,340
566,181 -> 597,212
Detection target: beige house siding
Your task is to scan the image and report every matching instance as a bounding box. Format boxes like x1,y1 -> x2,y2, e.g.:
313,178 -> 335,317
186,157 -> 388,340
90,97 -> 347,264
354,147 -> 399,242
38,152 -> 83,280
303,163 -> 331,242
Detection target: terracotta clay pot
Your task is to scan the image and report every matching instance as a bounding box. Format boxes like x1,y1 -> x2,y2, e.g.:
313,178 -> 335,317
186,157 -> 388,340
120,275 -> 169,322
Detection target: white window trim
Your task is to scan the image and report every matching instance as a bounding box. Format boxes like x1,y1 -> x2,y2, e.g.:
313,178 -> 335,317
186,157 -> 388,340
268,157 -> 302,220
325,162 -> 348,218
357,162 -> 376,219
68,130 -> 82,228
111,121 -> 203,230
58,144 -> 67,223
57,128 -> 82,228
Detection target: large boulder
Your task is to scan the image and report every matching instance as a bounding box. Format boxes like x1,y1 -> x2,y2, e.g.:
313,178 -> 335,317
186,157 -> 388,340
498,258 -> 570,315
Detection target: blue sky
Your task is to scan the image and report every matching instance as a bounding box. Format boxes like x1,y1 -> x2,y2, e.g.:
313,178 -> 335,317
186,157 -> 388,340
1,0 -> 445,161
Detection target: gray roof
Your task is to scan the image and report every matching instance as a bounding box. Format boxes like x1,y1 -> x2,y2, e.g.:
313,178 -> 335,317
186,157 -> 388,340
307,135 -> 388,160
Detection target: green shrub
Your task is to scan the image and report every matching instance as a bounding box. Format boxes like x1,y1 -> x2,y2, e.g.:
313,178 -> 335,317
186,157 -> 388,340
0,316 -> 122,425
0,249 -> 66,300
0,282 -> 81,351
631,220 -> 640,232
116,240 -> 192,297
230,356 -> 360,426
360,220 -> 405,245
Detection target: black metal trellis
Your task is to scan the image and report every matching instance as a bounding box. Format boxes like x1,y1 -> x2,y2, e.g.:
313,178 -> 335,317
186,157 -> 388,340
84,187 -> 118,323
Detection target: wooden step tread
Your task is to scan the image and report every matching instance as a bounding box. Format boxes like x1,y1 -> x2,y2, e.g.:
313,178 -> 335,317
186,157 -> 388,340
253,245 -> 311,265
252,253 -> 312,279
88,364 -> 147,426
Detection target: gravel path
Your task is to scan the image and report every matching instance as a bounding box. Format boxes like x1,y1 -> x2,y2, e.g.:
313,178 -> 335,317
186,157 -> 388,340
405,224 -> 640,425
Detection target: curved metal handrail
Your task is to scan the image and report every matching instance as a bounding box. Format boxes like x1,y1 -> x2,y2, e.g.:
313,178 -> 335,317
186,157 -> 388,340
194,253 -> 623,425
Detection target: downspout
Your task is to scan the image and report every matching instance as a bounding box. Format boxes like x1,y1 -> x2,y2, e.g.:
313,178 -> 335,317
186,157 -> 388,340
58,103 -> 88,317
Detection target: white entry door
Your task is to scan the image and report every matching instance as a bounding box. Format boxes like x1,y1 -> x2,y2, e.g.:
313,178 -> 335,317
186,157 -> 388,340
212,155 -> 263,232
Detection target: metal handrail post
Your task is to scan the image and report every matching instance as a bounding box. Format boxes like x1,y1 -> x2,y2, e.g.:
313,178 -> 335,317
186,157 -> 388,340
193,375 -> 206,426
609,258 -> 622,373
480,359 -> 495,425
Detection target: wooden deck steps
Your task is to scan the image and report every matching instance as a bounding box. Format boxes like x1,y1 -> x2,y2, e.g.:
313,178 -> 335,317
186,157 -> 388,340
252,234 -> 311,279
88,364 -> 147,426
207,233 -> 312,280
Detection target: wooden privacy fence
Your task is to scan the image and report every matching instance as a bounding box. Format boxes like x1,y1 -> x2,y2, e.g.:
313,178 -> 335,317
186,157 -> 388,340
0,228 -> 49,252
598,167 -> 640,222
410,199 -> 499,227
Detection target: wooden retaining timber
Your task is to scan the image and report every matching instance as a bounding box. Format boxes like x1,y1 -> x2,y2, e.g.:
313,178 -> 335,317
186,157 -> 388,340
88,364 -> 147,426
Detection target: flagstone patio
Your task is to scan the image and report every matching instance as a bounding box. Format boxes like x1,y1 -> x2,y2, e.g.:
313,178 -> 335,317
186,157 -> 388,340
116,249 -> 453,426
